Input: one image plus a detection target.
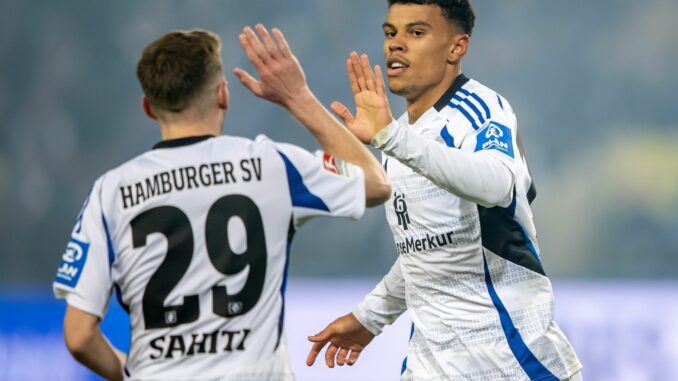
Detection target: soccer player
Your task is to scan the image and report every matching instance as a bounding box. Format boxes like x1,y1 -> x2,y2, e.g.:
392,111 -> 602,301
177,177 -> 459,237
53,26 -> 390,380
306,1 -> 583,380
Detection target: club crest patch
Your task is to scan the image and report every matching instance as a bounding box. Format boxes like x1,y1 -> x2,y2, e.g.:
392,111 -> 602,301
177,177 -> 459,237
55,238 -> 90,288
475,121 -> 514,158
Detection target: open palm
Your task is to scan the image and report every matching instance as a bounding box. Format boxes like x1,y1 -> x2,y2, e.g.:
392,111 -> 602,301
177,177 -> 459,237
331,53 -> 394,144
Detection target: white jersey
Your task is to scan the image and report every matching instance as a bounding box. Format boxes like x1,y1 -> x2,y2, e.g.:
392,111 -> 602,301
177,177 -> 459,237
353,75 -> 582,380
53,135 -> 365,381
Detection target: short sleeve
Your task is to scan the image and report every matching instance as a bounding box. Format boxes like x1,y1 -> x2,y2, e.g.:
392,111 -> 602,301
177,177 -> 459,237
275,143 -> 366,229
53,177 -> 113,318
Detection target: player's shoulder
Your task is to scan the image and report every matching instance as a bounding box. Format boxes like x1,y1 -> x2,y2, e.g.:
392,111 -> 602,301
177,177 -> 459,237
260,136 -> 312,161
194,134 -> 266,152
220,134 -> 316,168
94,134 -> 307,188
226,133 -> 305,156
436,75 -> 513,125
112,135 -> 269,167
92,135 -> 264,187
461,78 -> 513,116
95,146 -> 161,185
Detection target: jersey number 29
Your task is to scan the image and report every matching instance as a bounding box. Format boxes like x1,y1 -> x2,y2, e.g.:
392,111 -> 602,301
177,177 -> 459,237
130,195 -> 267,329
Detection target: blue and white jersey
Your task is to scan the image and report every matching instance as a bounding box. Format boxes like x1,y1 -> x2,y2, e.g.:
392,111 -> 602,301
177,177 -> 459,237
354,75 -> 582,380
53,134 -> 365,381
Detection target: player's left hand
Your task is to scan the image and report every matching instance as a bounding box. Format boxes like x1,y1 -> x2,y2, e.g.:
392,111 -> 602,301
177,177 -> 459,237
234,24 -> 310,109
306,313 -> 375,368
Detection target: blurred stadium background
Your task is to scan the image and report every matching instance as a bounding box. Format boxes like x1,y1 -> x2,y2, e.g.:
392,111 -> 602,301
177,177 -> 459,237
1,0 -> 677,380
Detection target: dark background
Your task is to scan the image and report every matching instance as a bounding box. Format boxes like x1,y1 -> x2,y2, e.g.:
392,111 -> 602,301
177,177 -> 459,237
1,0 -> 677,285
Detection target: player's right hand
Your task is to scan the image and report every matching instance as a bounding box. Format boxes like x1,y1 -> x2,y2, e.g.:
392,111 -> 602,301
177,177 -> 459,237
234,24 -> 310,109
306,312 -> 375,368
331,52 -> 395,145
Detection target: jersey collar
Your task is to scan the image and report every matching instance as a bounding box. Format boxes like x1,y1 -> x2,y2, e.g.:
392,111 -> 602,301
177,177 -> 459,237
433,74 -> 470,112
152,135 -> 216,150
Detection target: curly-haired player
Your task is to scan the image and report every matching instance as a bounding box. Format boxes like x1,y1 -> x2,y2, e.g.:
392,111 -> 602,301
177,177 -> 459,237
307,1 -> 583,379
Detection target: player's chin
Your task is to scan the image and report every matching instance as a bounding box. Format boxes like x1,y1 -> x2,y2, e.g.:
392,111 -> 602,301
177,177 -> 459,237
388,81 -> 414,97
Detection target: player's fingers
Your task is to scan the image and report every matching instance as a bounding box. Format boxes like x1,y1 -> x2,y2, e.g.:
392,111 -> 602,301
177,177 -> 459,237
243,26 -> 270,65
255,24 -> 280,59
238,33 -> 261,67
306,340 -> 328,366
374,64 -> 386,97
350,52 -> 367,91
347,348 -> 362,366
336,347 -> 350,366
325,343 -> 339,368
238,33 -> 265,71
346,58 -> 360,95
232,68 -> 263,97
271,28 -> 292,57
330,101 -> 354,126
360,54 -> 377,92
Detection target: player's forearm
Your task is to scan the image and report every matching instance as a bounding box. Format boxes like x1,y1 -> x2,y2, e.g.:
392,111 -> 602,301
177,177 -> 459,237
286,90 -> 390,206
64,306 -> 125,381
353,259 -> 407,335
353,291 -> 407,336
66,327 -> 125,381
372,122 -> 513,207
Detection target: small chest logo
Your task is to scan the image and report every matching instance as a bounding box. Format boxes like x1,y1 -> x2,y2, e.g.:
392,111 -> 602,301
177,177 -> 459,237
393,192 -> 411,230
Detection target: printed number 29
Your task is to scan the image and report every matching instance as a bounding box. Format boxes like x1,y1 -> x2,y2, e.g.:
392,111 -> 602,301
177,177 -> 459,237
130,194 -> 266,329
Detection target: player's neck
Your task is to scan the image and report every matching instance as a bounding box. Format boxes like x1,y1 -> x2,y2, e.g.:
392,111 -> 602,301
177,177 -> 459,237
405,66 -> 461,124
158,119 -> 222,141
155,107 -> 225,141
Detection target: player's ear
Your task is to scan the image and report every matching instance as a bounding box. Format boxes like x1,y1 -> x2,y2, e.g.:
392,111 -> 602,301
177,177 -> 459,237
217,78 -> 228,111
447,34 -> 469,65
142,96 -> 159,120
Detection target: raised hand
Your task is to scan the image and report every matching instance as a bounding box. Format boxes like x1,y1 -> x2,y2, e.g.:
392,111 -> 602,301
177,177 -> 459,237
331,52 -> 395,144
233,24 -> 309,108
306,313 -> 375,368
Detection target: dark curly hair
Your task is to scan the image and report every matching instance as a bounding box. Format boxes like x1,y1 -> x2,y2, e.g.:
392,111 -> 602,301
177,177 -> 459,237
387,0 -> 475,36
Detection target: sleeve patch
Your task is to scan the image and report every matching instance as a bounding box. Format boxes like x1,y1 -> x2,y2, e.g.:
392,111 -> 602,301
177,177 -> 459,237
322,153 -> 341,175
321,153 -> 352,177
475,121 -> 514,158
55,238 -> 90,288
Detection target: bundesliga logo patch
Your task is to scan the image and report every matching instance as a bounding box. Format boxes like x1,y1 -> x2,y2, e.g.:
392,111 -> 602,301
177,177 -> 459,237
475,121 -> 514,158
55,238 -> 89,287
322,153 -> 342,175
